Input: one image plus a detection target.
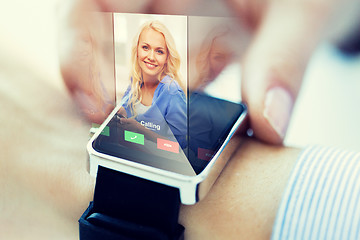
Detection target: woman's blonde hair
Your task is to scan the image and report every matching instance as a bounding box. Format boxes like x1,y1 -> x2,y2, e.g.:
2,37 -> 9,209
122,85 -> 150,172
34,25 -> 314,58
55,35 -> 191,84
127,20 -> 183,116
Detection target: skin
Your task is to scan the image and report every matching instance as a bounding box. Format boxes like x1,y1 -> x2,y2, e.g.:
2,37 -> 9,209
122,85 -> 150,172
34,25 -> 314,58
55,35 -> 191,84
117,28 -> 168,114
115,28 -> 170,141
58,6 -> 116,125
0,49 -> 94,239
137,29 -> 168,86
3,0 -> 356,238
209,36 -> 233,78
137,28 -> 168,106
180,139 -> 299,240
59,0 -> 355,144
0,49 -> 300,239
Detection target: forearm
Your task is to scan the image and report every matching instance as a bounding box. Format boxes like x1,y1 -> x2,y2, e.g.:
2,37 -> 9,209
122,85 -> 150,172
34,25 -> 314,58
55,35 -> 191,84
179,137 -> 301,240
0,62 -> 301,239
0,62 -> 95,239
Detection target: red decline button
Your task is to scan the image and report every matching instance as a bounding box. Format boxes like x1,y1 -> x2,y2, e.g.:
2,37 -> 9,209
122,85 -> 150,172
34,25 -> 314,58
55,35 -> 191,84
157,138 -> 179,153
198,148 -> 215,161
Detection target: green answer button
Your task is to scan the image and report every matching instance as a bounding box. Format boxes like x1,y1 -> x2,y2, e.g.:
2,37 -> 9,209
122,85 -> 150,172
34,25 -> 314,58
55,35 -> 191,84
124,130 -> 144,145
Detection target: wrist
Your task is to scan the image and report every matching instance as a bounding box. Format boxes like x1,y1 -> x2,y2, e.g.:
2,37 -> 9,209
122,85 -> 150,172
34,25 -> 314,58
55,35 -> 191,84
180,137 -> 301,239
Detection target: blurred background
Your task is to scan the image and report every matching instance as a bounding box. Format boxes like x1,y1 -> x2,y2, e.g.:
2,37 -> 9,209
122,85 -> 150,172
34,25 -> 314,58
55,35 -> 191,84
1,0 -> 359,151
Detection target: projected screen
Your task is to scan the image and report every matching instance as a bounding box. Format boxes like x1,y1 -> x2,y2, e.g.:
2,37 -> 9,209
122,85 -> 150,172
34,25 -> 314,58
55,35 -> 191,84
93,13 -> 246,176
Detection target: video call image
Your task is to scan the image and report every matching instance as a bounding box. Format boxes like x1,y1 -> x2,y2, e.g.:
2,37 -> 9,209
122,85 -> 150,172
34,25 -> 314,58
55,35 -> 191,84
93,13 -> 246,176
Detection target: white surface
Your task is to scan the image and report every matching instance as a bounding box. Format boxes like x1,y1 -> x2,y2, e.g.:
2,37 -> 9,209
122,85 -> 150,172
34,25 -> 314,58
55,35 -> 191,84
285,44 -> 360,151
0,0 -> 62,89
1,0 -> 360,151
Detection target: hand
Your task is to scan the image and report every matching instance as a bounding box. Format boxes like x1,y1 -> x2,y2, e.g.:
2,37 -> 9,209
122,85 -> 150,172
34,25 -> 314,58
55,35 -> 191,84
224,0 -> 345,144
0,63 -> 300,239
58,0 -> 193,124
0,53 -> 94,239
58,0 -> 117,124
59,0 -> 348,144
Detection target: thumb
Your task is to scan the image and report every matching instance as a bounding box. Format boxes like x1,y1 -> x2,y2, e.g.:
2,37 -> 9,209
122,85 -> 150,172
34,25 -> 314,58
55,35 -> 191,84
242,2 -> 333,144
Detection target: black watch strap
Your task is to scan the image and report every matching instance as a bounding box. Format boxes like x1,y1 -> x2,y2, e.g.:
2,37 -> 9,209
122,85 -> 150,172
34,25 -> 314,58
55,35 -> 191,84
79,166 -> 184,240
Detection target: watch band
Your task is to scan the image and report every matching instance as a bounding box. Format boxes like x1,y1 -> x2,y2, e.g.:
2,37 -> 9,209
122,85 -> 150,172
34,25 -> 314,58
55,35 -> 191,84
79,166 -> 184,240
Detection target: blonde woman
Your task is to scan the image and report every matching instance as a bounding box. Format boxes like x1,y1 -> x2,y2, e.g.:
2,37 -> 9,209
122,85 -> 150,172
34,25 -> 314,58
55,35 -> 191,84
118,20 -> 187,149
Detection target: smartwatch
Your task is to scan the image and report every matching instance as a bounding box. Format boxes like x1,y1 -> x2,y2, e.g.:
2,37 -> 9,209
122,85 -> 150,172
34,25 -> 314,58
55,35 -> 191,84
79,12 -> 247,240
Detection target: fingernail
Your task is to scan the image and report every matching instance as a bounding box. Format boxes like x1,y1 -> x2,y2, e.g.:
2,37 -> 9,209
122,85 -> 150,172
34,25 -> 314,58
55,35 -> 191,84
264,87 -> 293,139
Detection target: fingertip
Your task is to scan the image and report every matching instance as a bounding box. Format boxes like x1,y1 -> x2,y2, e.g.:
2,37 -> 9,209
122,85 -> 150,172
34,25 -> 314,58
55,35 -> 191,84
242,75 -> 294,144
263,87 -> 293,139
245,102 -> 286,145
241,62 -> 295,144
241,2 -> 322,145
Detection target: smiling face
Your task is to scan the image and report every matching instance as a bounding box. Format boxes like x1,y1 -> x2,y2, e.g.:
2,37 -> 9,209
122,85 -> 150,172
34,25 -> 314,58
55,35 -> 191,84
137,28 -> 168,82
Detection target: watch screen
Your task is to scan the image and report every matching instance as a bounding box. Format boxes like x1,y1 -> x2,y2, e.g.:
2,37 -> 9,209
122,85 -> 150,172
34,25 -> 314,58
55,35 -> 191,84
93,13 -> 246,176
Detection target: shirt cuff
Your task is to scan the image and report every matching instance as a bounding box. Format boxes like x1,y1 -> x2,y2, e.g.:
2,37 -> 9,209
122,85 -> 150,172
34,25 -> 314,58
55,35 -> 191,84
271,145 -> 360,240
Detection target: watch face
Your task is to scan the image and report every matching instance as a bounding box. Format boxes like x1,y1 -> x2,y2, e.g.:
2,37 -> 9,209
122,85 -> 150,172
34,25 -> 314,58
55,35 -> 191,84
92,13 -> 246,176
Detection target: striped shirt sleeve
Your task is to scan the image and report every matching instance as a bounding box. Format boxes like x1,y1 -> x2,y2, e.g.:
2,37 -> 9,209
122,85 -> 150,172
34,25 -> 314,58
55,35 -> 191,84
271,145 -> 360,240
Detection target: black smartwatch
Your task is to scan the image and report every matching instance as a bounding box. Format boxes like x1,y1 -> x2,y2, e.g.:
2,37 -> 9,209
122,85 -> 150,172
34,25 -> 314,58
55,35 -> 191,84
79,165 -> 185,240
79,12 -> 247,240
